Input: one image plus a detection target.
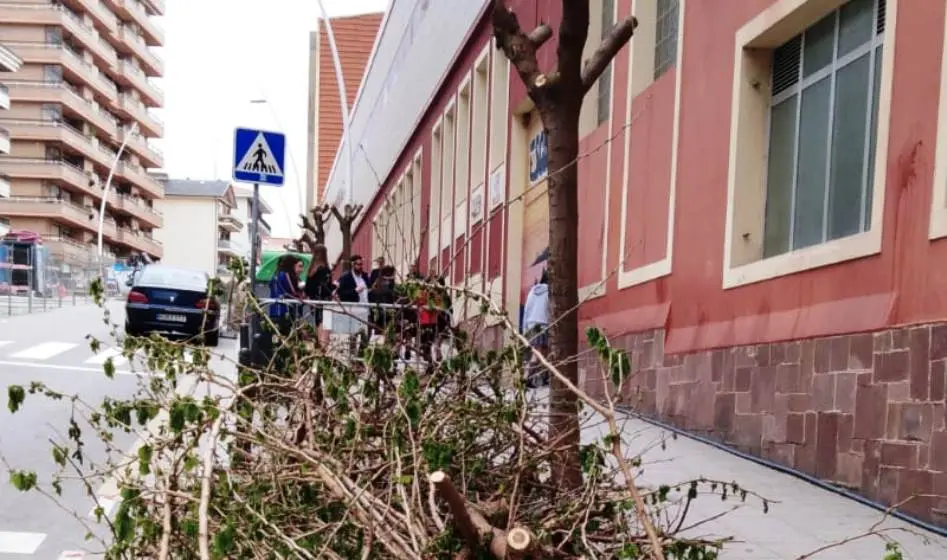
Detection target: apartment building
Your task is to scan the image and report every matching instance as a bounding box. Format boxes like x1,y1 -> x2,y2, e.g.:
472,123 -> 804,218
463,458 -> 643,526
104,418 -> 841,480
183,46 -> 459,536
321,0 -> 947,529
305,11 -> 383,210
154,179 -> 272,278
0,43 -> 23,238
0,0 -> 166,267
232,184 -> 272,273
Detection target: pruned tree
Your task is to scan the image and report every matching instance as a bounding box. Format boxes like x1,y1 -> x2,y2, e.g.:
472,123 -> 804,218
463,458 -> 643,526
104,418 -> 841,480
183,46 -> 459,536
491,0 -> 638,489
299,203 -> 332,247
331,203 -> 364,270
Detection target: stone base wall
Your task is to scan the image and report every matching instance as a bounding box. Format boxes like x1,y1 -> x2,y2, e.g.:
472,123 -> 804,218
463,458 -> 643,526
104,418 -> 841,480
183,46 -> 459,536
579,325 -> 947,526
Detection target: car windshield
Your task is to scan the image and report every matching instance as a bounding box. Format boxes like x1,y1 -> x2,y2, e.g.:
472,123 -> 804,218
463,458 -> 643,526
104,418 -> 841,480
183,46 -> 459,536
136,266 -> 208,292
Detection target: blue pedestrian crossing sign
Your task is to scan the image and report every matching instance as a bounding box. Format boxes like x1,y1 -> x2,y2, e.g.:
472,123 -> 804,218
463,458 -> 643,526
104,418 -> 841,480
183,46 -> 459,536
233,127 -> 286,186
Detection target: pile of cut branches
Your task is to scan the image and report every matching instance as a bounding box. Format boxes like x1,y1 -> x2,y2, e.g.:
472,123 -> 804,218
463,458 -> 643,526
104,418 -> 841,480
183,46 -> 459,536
6,276 -> 763,560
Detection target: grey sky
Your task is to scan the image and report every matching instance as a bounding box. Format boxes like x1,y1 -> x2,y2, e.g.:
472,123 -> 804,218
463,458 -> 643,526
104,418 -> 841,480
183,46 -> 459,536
157,0 -> 389,237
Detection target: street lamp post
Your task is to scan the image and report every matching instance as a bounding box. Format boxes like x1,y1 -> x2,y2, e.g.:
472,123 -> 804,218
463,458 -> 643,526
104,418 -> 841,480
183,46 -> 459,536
97,121 -> 139,281
315,1 -> 355,206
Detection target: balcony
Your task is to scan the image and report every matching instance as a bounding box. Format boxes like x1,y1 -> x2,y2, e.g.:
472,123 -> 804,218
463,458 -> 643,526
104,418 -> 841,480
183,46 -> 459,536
217,238 -> 242,258
0,173 -> 10,198
0,197 -> 97,231
116,228 -> 162,257
0,3 -> 118,67
44,236 -> 94,265
140,0 -> 163,16
116,25 -> 163,77
116,93 -> 162,137
5,81 -> 118,138
60,0 -> 118,33
9,42 -> 118,104
117,160 -> 163,198
218,213 -> 243,233
0,158 -> 98,197
117,60 -> 162,107
0,126 -> 9,155
0,119 -> 122,173
0,84 -> 8,111
98,215 -> 118,239
109,0 -> 163,46
118,126 -> 163,168
109,193 -> 162,228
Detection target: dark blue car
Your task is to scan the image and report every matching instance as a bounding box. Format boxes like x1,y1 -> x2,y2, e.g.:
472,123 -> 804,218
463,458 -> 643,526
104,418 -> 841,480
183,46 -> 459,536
125,264 -> 220,346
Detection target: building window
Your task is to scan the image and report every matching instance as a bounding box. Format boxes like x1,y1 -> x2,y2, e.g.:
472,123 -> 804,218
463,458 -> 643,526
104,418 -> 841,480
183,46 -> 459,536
762,0 -> 884,257
44,65 -> 63,83
597,0 -> 615,124
654,0 -> 679,80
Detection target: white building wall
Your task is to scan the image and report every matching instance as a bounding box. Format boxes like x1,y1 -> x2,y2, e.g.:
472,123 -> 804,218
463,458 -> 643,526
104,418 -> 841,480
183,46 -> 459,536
153,197 -> 218,276
231,197 -> 251,260
321,0 -> 488,262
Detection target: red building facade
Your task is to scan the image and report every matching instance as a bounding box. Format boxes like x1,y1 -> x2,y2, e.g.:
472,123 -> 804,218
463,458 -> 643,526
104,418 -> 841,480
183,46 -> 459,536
348,0 -> 947,526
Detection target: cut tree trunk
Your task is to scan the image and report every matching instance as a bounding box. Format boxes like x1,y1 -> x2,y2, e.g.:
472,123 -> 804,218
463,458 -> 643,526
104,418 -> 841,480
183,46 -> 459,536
491,0 -> 637,492
539,99 -> 583,490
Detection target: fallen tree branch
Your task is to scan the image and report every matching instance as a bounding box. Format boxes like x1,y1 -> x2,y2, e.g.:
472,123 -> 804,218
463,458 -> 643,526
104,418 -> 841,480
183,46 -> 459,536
430,471 -> 507,558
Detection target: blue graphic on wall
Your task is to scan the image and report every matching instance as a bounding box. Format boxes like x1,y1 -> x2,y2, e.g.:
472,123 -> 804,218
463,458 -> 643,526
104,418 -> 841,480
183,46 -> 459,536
528,128 -> 548,185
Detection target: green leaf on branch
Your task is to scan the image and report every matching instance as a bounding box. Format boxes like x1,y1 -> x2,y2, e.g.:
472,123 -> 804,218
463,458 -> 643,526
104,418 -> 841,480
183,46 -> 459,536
7,385 -> 25,413
137,444 -> 153,475
10,470 -> 37,492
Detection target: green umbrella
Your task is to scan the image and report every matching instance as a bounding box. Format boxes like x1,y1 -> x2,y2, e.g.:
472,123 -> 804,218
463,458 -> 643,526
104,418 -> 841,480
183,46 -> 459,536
255,251 -> 313,282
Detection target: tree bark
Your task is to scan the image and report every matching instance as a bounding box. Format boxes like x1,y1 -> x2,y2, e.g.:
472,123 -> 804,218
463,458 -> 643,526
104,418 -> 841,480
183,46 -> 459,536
539,99 -> 583,490
491,0 -> 636,492
331,204 -> 362,272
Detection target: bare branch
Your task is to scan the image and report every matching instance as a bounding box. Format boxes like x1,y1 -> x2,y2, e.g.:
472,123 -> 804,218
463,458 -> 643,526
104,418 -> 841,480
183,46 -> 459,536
492,0 -> 551,95
582,16 -> 638,92
527,23 -> 552,48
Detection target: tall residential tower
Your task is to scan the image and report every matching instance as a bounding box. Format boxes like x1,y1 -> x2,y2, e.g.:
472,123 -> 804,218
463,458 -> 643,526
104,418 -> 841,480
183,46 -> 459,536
0,0 -> 166,267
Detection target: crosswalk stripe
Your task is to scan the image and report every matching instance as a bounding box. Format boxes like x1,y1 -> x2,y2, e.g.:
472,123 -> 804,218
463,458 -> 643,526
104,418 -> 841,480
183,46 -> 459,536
9,342 -> 78,360
84,347 -> 128,367
0,531 -> 46,554
0,341 -> 12,348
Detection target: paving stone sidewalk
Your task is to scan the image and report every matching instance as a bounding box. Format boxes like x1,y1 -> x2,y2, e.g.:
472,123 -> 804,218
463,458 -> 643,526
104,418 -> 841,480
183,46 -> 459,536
574,403 -> 947,559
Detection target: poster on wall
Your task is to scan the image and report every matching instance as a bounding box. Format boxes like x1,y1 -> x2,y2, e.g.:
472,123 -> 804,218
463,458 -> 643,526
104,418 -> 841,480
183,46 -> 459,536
470,183 -> 485,223
528,128 -> 548,185
489,164 -> 505,210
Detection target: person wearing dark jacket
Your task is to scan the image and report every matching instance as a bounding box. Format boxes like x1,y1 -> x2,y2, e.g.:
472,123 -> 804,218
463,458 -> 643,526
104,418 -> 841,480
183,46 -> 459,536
304,245 -> 334,346
336,255 -> 370,303
335,254 -> 371,355
369,265 -> 397,339
368,256 -> 385,288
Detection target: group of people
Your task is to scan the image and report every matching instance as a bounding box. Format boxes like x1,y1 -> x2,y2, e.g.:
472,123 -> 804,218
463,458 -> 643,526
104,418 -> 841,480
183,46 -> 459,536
267,247 -> 456,363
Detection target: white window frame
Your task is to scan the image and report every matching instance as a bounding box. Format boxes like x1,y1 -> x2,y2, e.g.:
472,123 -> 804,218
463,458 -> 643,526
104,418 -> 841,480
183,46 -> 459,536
654,0 -> 680,81
763,0 -> 885,257
615,0 -> 687,289
930,4 -> 947,240
721,0 -> 897,289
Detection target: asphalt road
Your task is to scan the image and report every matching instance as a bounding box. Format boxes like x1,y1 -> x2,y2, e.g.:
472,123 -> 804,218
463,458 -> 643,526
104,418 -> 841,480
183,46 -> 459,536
0,300 -> 238,558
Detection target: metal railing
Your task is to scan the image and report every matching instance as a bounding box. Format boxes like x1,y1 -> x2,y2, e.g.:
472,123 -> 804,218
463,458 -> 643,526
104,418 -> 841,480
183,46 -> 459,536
236,298 -> 459,363
0,241 -> 110,316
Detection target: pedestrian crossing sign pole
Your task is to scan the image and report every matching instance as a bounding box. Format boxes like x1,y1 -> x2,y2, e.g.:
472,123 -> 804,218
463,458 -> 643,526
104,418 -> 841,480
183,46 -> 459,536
232,127 -> 286,365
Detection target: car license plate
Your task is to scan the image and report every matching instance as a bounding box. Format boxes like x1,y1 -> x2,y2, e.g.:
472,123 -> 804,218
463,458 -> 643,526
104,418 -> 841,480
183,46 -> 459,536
157,313 -> 187,323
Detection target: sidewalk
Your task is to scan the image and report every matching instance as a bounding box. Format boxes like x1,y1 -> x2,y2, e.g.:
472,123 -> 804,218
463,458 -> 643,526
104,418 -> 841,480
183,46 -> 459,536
574,401 -> 947,559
